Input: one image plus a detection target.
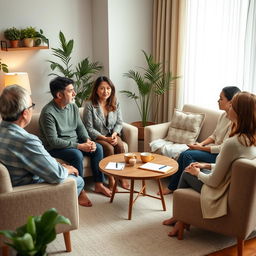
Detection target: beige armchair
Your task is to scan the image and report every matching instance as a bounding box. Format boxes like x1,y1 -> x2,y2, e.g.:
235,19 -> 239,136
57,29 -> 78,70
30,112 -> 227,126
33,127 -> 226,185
144,104 -> 221,153
173,158 -> 256,256
0,163 -> 79,256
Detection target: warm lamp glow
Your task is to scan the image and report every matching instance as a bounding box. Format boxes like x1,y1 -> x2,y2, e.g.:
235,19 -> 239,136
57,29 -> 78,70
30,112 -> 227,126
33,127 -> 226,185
4,72 -> 31,94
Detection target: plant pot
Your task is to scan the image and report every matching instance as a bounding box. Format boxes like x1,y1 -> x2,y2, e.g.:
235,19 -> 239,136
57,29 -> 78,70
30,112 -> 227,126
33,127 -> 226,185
10,40 -> 19,48
131,121 -> 155,140
23,38 -> 34,47
34,37 -> 42,46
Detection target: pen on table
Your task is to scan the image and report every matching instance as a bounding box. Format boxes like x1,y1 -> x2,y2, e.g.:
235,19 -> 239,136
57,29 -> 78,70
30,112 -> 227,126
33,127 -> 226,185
159,165 -> 167,170
116,162 -> 118,168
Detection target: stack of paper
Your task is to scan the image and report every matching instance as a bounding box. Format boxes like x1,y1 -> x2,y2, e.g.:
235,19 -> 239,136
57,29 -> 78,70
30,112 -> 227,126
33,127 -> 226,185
105,162 -> 125,170
138,163 -> 172,173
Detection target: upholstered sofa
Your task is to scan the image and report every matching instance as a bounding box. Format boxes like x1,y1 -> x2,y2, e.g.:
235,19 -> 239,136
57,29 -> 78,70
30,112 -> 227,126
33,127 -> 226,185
144,104 -> 222,153
25,108 -> 138,177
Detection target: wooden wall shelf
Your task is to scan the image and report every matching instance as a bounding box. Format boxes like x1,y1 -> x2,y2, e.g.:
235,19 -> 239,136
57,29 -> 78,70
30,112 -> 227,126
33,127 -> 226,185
1,46 -> 49,51
0,40 -> 49,51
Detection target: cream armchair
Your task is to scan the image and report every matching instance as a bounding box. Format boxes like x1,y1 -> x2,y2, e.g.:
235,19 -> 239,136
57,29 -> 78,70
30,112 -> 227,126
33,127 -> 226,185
144,104 -> 221,153
173,158 -> 256,256
0,163 -> 79,256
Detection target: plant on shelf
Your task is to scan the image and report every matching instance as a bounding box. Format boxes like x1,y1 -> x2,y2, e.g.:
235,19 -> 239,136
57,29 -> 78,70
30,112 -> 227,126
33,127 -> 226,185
21,26 -> 36,47
48,31 -> 103,107
121,50 -> 179,128
34,29 -> 48,46
0,59 -> 8,72
0,208 -> 70,256
4,27 -> 21,48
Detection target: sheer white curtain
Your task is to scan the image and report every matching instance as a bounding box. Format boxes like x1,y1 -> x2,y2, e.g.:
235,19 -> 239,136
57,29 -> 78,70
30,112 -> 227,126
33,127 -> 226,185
243,0 -> 256,93
182,0 -> 249,109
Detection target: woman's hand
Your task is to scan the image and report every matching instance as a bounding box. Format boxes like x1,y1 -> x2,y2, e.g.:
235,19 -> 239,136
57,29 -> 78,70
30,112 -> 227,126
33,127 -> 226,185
185,164 -> 200,177
187,142 -> 203,150
104,133 -> 118,146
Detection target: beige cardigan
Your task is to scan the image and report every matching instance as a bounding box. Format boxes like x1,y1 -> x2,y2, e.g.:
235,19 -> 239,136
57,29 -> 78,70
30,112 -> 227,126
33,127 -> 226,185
198,135 -> 256,219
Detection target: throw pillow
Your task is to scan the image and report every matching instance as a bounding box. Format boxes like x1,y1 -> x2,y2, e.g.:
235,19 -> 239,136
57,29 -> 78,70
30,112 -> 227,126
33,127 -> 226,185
166,109 -> 205,144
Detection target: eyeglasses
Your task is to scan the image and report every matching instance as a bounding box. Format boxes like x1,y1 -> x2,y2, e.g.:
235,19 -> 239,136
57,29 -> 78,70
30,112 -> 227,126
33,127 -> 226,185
27,103 -> 35,110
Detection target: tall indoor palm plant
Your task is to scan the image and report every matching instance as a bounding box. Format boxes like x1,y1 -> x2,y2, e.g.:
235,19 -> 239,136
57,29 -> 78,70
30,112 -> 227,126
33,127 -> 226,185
48,31 -> 103,107
121,50 -> 179,127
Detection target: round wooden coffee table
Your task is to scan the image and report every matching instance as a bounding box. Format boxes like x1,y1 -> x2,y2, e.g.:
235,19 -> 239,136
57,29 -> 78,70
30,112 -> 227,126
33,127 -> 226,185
99,152 -> 178,220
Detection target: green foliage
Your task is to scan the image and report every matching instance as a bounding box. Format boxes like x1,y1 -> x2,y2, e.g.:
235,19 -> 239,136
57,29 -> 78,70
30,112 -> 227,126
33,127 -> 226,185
0,59 -> 8,72
0,208 -> 70,256
4,27 -> 21,40
121,50 -> 179,126
48,31 -> 103,107
21,27 -> 37,39
34,29 -> 48,46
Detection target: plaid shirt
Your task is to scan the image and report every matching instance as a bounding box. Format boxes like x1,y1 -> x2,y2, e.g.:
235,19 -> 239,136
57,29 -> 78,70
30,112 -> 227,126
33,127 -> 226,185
0,121 -> 68,186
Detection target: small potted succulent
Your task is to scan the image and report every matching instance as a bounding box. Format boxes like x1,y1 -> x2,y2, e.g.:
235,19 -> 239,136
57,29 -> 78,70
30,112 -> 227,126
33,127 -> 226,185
21,26 -> 36,47
0,208 -> 70,256
4,27 -> 21,48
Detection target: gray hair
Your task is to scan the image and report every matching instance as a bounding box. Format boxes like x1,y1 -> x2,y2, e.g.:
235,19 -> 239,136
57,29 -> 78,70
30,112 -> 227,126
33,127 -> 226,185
0,84 -> 31,121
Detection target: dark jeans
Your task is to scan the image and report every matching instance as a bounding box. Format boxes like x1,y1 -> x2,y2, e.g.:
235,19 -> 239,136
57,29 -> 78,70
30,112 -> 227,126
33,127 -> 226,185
168,149 -> 218,191
178,169 -> 211,193
49,143 -> 104,183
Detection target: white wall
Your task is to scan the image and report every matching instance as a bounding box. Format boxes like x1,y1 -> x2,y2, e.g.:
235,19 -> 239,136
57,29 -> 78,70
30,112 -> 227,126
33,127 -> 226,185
108,0 -> 153,123
92,0 -> 109,76
0,0 -> 153,123
0,0 -> 93,112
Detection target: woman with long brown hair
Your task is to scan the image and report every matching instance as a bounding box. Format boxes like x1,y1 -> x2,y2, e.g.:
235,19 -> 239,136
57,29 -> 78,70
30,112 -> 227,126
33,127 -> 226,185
164,92 -> 256,236
83,76 -> 129,190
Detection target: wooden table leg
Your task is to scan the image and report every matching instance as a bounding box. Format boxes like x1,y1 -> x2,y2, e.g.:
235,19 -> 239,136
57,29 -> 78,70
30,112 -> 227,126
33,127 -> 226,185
157,179 -> 166,211
110,177 -> 118,203
142,180 -> 146,196
128,179 -> 135,220
2,245 -> 9,256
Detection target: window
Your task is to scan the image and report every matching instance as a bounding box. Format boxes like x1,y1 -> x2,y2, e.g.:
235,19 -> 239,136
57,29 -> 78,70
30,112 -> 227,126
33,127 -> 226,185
182,0 -> 249,109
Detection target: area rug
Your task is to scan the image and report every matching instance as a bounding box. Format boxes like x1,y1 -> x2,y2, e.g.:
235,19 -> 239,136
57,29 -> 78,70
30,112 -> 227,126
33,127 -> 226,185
47,178 -> 254,256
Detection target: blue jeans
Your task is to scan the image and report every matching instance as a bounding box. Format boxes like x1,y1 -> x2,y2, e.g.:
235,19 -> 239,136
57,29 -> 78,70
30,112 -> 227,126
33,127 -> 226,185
49,143 -> 104,183
33,174 -> 85,197
168,149 -> 218,191
68,174 -> 85,196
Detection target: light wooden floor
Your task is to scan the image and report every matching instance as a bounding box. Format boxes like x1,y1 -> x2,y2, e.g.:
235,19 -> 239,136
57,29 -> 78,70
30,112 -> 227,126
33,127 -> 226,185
208,237 -> 256,256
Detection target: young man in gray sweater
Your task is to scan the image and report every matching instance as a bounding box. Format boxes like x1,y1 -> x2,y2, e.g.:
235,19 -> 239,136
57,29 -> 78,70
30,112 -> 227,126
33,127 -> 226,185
39,77 -> 112,207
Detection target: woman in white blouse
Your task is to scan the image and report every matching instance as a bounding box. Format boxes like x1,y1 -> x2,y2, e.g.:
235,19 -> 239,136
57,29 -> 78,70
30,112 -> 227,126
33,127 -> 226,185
164,92 -> 256,236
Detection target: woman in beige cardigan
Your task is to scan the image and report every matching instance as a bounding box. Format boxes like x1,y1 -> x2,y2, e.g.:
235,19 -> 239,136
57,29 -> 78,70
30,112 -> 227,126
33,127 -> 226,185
164,92 -> 256,237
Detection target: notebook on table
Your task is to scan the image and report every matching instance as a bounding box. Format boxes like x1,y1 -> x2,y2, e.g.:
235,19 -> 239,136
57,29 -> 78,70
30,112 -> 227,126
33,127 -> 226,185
138,162 -> 173,173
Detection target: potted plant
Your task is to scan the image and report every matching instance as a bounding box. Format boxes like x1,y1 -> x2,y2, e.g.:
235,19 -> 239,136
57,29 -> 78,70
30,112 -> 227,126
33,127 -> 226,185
120,50 -> 179,139
21,26 -> 36,47
4,27 -> 21,48
34,29 -> 48,46
0,59 -> 8,72
0,208 -> 70,256
48,31 -> 103,107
